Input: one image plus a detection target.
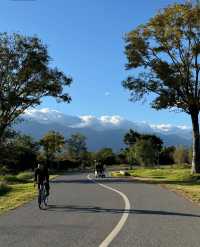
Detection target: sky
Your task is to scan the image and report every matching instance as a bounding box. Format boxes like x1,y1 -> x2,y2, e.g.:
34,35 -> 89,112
0,0 -> 192,126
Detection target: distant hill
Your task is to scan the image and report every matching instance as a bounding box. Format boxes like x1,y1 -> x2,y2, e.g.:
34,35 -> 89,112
14,108 -> 192,151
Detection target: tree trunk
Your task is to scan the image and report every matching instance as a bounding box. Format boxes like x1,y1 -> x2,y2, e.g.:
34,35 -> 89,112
191,111 -> 200,174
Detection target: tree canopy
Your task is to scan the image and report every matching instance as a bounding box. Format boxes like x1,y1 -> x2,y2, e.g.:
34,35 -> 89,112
124,129 -> 163,151
66,133 -> 87,160
0,33 -> 72,141
40,131 -> 65,164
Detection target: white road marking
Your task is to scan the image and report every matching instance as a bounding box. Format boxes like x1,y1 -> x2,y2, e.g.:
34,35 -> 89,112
87,175 -> 131,247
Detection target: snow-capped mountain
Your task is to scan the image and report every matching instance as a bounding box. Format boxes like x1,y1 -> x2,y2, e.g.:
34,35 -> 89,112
15,108 -> 192,151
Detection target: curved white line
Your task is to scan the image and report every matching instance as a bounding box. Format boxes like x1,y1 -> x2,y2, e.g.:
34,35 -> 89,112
87,175 -> 131,247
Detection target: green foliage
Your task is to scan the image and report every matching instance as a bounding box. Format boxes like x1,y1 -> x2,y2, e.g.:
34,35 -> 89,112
124,129 -> 163,167
125,147 -> 138,168
40,131 -> 65,163
173,145 -> 189,165
124,129 -> 163,151
0,32 -> 72,141
66,133 -> 87,160
129,167 -> 194,182
134,139 -> 158,166
0,133 -> 39,171
2,171 -> 33,184
123,3 -> 200,111
2,175 -> 20,183
16,171 -> 33,181
124,129 -> 140,146
96,148 -> 116,165
159,146 -> 175,165
0,166 -> 9,176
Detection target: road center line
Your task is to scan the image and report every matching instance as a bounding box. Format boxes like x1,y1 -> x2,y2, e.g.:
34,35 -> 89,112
87,174 -> 131,247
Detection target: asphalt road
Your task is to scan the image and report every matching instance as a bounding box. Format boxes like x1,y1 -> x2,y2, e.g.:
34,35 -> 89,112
0,173 -> 200,247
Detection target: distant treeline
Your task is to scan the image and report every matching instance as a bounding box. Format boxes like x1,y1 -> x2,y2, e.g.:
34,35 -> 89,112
0,128 -> 192,174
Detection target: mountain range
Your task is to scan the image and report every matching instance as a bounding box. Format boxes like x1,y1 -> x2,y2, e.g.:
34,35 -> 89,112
14,108 -> 192,151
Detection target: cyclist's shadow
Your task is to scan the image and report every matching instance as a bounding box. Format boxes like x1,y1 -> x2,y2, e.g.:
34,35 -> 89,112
46,204 -> 200,218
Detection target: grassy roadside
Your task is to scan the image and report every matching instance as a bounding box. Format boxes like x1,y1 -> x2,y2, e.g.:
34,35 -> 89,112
0,172 -> 58,215
111,166 -> 200,204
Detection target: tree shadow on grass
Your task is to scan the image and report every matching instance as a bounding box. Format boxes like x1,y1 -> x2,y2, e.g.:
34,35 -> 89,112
47,204 -> 200,218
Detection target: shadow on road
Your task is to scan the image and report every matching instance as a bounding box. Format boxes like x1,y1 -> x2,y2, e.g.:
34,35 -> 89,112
46,204 -> 200,218
51,177 -> 200,186
51,178 -> 137,184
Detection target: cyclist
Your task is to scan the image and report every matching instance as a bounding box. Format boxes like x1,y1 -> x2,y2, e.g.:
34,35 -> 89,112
34,163 -> 50,196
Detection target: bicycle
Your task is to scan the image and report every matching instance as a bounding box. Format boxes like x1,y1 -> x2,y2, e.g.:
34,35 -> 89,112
37,182 -> 48,209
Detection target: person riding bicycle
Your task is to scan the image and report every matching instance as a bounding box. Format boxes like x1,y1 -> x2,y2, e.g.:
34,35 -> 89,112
34,163 -> 50,196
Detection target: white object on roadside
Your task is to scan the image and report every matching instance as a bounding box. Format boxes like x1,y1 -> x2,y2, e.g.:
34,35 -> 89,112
119,170 -> 125,175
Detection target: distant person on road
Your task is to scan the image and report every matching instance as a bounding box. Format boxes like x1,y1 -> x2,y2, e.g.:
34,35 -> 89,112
94,160 -> 102,177
34,163 -> 50,196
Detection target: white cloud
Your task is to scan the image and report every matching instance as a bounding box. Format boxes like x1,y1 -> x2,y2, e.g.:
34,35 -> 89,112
100,115 -> 123,125
24,108 -> 60,116
150,124 -> 173,132
22,108 -> 191,135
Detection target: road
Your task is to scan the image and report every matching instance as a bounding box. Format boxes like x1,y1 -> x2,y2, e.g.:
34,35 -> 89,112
0,173 -> 200,247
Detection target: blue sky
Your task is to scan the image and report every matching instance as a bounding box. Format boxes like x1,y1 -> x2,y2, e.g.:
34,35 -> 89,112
1,0 -> 192,126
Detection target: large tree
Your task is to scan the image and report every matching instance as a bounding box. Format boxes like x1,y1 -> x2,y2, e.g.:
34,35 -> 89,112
40,131 -> 65,164
66,133 -> 87,160
96,148 -> 116,165
124,129 -> 163,151
0,134 -> 39,171
134,139 -> 157,167
123,2 -> 200,173
0,33 -> 72,142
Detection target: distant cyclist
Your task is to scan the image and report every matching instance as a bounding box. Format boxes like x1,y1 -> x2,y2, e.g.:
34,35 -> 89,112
34,163 -> 50,196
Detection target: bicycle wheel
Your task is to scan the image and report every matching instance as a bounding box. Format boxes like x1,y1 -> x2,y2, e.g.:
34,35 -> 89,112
38,189 -> 42,209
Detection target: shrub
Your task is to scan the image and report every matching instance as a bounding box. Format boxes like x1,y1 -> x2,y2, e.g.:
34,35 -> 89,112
0,182 -> 11,196
0,166 -> 10,176
3,175 -> 20,183
17,171 -> 33,181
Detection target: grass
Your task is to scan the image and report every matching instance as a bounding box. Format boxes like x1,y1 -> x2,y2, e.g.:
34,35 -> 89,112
0,173 -> 58,215
0,171 -> 34,184
0,183 -> 37,214
111,166 -> 200,204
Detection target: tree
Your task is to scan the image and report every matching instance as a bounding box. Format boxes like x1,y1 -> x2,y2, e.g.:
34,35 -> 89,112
141,134 -> 163,152
96,148 -> 116,165
0,134 -> 39,171
66,133 -> 87,160
40,131 -> 65,165
123,3 -> 200,173
124,130 -> 163,151
134,139 -> 157,167
159,146 -> 175,165
173,145 -> 189,165
125,147 -> 137,169
0,33 -> 72,143
124,129 -> 140,146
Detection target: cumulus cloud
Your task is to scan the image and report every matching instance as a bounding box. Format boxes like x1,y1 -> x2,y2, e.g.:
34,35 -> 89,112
73,115 -> 123,129
100,115 -> 123,125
